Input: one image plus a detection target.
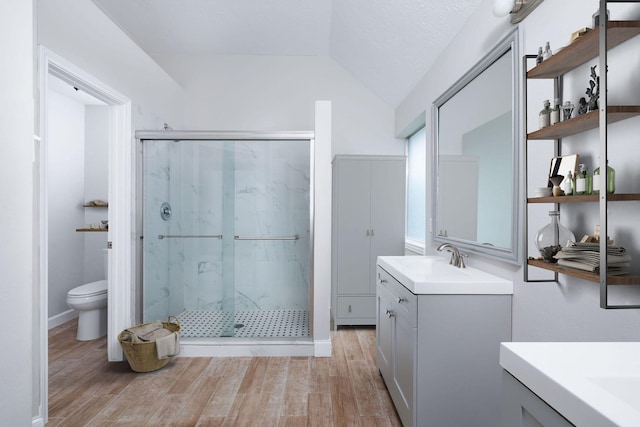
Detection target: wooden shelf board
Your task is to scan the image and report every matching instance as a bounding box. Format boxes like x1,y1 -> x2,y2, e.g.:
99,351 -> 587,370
528,259 -> 640,285
76,228 -> 108,232
83,204 -> 109,208
528,193 -> 640,203
527,21 -> 640,79
527,106 -> 640,140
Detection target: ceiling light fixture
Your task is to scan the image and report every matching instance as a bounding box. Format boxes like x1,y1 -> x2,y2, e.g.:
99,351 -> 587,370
493,0 -> 545,24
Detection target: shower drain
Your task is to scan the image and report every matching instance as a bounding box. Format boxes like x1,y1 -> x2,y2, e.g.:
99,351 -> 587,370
234,323 -> 244,328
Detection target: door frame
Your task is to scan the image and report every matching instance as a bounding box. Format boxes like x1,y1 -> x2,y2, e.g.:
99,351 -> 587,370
36,46 -> 132,424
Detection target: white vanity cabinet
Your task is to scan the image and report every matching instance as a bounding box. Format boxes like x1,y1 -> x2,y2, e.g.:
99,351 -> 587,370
376,264 -> 512,427
332,155 -> 405,329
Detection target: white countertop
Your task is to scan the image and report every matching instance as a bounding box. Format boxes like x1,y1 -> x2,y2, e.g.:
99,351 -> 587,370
500,342 -> 640,427
377,255 -> 513,295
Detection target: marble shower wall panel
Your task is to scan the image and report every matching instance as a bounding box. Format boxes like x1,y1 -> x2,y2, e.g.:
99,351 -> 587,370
142,141 -> 171,322
233,141 -> 310,311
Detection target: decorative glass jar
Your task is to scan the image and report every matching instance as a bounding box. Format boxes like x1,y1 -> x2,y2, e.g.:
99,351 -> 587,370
534,211 -> 575,262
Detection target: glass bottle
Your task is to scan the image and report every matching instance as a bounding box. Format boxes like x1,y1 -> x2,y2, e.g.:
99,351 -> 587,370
536,46 -> 543,64
593,159 -> 615,194
539,100 -> 551,129
542,42 -> 553,60
585,165 -> 593,194
550,98 -> 561,125
575,164 -> 587,195
562,171 -> 574,196
535,211 -> 576,262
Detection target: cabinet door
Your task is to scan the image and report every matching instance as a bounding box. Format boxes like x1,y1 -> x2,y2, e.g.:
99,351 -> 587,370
369,159 -> 406,293
376,279 -> 393,380
334,159 -> 372,295
502,371 -> 574,427
391,311 -> 416,427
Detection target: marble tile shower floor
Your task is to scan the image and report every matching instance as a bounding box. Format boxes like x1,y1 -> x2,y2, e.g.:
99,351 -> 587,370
178,309 -> 310,338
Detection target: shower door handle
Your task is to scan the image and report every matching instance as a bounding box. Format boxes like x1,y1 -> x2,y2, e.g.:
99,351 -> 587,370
234,235 -> 299,241
157,234 -> 223,240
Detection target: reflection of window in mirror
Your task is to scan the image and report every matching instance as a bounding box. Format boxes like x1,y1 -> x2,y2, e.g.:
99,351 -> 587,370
406,127 -> 426,254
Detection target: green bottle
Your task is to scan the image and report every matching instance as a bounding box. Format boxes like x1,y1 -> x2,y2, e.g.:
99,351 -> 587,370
593,159 -> 615,194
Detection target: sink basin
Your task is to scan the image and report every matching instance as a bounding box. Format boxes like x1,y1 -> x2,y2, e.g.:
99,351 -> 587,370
500,342 -> 640,427
377,256 -> 513,294
589,376 -> 640,411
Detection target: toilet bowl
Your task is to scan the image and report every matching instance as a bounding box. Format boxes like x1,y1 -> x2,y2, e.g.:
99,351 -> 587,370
66,280 -> 108,340
66,249 -> 108,341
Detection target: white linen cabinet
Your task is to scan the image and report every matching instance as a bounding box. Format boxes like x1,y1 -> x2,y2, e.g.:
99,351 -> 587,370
331,155 -> 406,329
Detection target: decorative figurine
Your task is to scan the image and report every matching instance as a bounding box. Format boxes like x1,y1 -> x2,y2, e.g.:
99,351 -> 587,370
586,65 -> 599,112
577,97 -> 588,115
562,101 -> 574,121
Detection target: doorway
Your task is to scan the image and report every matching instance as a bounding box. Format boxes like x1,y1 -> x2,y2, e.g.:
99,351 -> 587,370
36,47 -> 131,425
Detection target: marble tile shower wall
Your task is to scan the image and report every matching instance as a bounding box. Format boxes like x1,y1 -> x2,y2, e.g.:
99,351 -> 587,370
142,140 -> 311,323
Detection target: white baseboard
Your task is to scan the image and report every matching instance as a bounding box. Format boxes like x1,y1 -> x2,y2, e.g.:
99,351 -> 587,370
314,338 -> 332,357
32,416 -> 45,427
48,309 -> 77,330
178,339 -> 315,357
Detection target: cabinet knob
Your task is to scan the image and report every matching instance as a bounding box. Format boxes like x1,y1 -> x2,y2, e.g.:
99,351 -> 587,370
385,309 -> 394,318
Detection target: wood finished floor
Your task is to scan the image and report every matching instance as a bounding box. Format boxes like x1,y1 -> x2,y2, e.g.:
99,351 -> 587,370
49,320 -> 402,426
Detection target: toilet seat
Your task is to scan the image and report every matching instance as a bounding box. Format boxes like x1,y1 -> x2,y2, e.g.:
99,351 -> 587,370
68,280 -> 108,298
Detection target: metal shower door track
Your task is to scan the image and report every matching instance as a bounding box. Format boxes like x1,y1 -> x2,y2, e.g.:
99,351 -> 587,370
136,130 -> 314,141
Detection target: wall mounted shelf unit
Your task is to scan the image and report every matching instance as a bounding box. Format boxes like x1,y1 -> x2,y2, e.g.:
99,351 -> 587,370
76,201 -> 109,232
523,0 -> 640,308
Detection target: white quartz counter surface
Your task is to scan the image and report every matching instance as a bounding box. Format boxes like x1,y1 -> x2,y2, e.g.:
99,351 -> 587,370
377,255 -> 513,295
500,342 -> 640,427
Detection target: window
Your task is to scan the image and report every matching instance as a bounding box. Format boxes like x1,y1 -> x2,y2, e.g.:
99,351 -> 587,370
406,127 -> 426,254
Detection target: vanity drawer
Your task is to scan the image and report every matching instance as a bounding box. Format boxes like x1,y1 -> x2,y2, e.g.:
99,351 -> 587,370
336,296 -> 376,318
377,267 -> 417,327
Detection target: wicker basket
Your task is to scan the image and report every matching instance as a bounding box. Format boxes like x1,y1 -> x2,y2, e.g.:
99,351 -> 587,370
118,316 -> 181,373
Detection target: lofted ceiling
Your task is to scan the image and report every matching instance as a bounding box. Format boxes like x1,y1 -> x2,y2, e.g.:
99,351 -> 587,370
92,0 -> 483,108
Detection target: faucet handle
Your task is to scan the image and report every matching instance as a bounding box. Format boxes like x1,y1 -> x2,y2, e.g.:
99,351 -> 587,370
459,252 -> 468,268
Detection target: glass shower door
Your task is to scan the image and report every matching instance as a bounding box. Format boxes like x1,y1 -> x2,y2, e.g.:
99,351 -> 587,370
142,137 -> 310,338
232,140 -> 310,337
142,140 -> 235,336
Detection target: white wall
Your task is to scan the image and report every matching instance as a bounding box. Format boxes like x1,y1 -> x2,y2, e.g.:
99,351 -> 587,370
37,0 -> 186,131
0,1 -> 33,425
153,54 -> 404,157
397,0 -> 640,342
47,90 -> 86,317
84,106 -> 110,283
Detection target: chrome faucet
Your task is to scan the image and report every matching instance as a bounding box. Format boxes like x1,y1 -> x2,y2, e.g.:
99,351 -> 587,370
437,243 -> 467,268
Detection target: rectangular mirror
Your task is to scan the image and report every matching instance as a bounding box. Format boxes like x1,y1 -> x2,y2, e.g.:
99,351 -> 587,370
433,29 -> 520,263
548,154 -> 579,186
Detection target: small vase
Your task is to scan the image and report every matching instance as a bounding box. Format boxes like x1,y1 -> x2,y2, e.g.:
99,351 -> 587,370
534,211 -> 575,262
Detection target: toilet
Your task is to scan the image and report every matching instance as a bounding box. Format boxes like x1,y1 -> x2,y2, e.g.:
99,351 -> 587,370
66,249 -> 108,341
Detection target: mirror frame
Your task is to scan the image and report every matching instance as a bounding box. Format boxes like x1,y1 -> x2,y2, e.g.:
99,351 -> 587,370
432,29 -> 521,263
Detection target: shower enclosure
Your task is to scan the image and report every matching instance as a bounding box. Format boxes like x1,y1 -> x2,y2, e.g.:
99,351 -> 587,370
138,131 -> 313,341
